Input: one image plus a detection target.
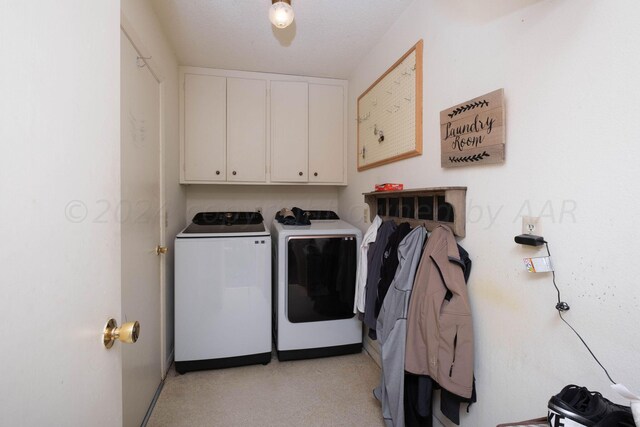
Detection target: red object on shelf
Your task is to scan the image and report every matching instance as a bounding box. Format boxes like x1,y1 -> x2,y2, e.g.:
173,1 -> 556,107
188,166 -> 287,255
374,183 -> 404,192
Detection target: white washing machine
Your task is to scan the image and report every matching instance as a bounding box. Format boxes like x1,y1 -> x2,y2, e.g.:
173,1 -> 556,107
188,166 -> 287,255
272,211 -> 363,361
175,212 -> 271,374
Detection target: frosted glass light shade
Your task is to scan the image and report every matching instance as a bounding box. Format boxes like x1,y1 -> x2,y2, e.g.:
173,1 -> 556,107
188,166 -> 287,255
269,1 -> 294,29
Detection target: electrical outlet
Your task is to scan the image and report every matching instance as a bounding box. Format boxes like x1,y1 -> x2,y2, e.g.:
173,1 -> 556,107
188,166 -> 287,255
522,216 -> 541,235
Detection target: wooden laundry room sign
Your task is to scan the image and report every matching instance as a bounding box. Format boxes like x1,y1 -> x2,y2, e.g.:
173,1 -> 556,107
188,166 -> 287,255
440,88 -> 505,168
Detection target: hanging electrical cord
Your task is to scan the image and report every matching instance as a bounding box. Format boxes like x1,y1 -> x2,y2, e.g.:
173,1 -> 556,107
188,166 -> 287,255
544,241 -> 617,385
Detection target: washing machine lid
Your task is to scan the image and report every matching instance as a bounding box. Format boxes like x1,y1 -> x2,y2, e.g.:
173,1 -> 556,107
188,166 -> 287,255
179,212 -> 269,237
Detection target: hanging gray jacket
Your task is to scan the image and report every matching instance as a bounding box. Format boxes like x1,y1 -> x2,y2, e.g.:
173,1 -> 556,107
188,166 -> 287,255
373,226 -> 427,427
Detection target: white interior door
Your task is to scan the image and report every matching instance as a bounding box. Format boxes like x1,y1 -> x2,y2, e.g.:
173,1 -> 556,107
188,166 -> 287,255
0,2 -> 123,425
121,30 -> 162,427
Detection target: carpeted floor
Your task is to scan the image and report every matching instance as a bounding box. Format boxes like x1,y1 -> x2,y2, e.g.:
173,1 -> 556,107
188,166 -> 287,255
147,351 -> 385,427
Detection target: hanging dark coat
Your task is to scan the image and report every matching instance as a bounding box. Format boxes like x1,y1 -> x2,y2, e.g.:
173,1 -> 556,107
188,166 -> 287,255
375,222 -> 412,318
363,220 -> 397,339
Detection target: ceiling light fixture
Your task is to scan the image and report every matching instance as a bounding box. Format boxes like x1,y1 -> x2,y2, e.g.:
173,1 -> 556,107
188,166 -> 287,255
269,0 -> 294,29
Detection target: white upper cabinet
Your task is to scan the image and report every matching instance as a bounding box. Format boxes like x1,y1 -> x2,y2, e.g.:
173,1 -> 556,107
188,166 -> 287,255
309,84 -> 345,183
227,78 -> 267,182
180,67 -> 347,185
183,74 -> 226,182
270,81 -> 309,183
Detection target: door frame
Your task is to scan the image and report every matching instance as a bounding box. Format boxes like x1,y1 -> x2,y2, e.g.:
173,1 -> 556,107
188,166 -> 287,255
120,12 -> 170,377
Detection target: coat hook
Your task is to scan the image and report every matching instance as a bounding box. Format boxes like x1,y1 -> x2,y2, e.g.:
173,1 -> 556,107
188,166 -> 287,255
136,55 -> 152,68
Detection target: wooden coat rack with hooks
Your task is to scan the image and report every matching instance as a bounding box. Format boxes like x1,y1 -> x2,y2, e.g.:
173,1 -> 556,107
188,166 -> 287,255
363,187 -> 467,237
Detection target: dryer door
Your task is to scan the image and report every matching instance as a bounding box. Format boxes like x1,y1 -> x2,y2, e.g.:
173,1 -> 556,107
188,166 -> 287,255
286,235 -> 357,323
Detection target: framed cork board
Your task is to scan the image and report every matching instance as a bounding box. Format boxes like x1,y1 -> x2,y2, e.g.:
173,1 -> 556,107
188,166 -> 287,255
357,40 -> 423,171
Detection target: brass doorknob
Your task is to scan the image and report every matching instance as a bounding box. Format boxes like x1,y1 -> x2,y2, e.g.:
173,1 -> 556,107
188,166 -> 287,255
103,318 -> 140,349
155,245 -> 168,255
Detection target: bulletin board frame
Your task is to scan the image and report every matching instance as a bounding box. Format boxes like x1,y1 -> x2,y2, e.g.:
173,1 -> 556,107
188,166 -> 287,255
357,40 -> 423,171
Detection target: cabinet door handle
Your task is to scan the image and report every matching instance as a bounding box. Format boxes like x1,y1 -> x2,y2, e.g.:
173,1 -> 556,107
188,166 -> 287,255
314,172 -> 318,177
299,171 -> 303,176
216,170 -> 220,175
232,171 -> 237,176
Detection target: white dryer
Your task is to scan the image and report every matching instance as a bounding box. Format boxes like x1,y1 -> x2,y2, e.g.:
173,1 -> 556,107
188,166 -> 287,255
272,211 -> 362,361
175,212 -> 271,374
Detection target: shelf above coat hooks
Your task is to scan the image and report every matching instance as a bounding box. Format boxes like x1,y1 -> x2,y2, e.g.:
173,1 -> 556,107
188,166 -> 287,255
363,187 -> 467,237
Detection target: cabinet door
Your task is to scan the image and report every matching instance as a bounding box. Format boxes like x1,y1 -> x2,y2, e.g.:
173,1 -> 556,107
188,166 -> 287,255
309,84 -> 345,183
270,81 -> 308,182
183,74 -> 226,181
227,78 -> 267,182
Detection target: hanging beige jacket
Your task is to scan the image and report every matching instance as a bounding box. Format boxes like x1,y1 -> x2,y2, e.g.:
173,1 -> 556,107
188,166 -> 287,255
404,225 -> 474,399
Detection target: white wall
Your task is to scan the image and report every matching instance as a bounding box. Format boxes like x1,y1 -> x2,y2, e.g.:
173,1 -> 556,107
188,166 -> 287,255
186,186 -> 338,230
340,0 -> 640,424
121,0 -> 186,373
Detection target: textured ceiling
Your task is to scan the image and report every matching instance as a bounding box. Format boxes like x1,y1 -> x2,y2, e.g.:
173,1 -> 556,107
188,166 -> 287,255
151,0 -> 414,79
